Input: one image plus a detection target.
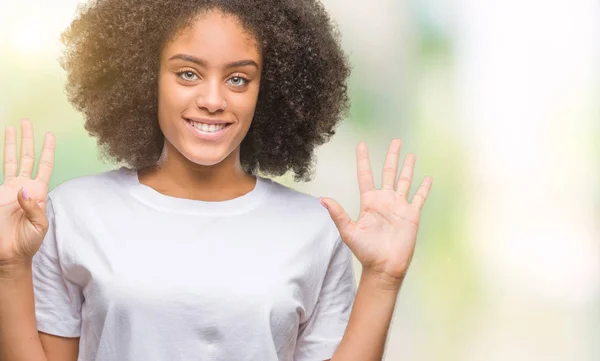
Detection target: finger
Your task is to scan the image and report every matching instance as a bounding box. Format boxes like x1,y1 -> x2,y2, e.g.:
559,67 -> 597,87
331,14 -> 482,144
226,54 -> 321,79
356,142 -> 375,194
320,197 -> 355,243
17,186 -> 49,234
396,153 -> 416,200
18,119 -> 35,178
4,126 -> 17,181
35,132 -> 56,185
411,176 -> 433,210
381,139 -> 402,190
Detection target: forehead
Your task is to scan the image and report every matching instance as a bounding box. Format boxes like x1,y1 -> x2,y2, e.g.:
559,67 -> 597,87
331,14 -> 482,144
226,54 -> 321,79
162,10 -> 261,65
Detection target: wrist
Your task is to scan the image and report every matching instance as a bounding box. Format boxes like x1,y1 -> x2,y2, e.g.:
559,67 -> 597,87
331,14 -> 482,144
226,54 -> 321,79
0,259 -> 33,281
360,268 -> 405,293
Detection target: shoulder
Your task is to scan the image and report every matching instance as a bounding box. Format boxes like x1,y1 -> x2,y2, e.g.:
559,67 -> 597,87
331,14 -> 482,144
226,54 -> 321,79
262,177 -> 340,246
264,178 -> 329,217
48,167 -> 130,211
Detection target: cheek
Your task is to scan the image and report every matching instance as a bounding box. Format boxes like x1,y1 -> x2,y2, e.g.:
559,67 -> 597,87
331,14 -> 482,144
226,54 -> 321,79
157,81 -> 198,131
159,76 -> 186,109
157,75 -> 185,135
232,88 -> 260,123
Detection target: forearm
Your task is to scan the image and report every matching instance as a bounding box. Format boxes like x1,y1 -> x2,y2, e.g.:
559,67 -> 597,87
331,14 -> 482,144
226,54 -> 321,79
331,271 -> 402,361
0,262 -> 47,361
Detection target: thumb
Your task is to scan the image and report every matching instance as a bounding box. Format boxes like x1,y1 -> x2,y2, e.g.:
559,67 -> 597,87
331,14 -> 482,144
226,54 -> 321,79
17,187 -> 49,234
320,197 -> 354,241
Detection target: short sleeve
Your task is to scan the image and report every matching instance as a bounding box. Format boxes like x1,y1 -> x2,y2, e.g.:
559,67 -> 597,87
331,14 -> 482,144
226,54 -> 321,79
294,236 -> 357,361
32,197 -> 83,337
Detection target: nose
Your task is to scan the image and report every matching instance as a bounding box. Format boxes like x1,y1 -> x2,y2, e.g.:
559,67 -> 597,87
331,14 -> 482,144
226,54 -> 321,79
195,79 -> 227,113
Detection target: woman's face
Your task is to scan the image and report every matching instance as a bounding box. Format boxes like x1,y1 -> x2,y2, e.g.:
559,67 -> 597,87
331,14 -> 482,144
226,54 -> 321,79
157,10 -> 262,168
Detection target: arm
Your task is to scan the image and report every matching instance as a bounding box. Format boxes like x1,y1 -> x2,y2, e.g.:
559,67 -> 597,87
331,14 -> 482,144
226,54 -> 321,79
0,262 -> 47,361
330,271 -> 399,361
39,333 -> 79,361
0,263 -> 79,361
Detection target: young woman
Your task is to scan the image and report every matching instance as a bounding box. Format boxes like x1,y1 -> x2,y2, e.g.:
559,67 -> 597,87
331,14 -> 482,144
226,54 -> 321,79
0,1 -> 433,360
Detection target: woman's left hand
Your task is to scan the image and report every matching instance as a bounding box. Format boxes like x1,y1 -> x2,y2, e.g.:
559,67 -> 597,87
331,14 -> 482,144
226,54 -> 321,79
321,139 -> 433,289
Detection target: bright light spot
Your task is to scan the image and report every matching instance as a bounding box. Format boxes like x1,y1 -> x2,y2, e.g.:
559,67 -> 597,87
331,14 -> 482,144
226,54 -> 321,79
11,23 -> 48,53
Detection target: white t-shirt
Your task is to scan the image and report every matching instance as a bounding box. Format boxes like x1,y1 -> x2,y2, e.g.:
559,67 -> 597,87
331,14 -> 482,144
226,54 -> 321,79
32,167 -> 356,361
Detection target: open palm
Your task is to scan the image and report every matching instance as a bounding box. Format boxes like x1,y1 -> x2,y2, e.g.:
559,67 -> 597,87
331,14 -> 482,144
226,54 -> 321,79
322,139 -> 432,285
0,119 -> 56,264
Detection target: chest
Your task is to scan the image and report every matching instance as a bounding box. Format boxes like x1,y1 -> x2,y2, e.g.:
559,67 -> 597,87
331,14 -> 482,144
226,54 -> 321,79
61,215 -> 327,337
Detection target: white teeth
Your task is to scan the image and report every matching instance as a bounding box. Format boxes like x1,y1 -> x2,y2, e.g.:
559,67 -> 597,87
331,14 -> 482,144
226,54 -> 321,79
191,122 -> 227,133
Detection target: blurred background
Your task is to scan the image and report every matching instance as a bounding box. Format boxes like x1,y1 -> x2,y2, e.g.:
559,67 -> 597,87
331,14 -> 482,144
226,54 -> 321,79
1,0 -> 598,360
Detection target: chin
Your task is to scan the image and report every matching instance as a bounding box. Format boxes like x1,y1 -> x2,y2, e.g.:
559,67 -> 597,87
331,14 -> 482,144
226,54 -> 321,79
181,146 -> 234,167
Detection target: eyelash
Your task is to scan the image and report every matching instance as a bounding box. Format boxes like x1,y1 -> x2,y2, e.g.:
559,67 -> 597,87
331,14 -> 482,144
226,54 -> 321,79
175,69 -> 250,87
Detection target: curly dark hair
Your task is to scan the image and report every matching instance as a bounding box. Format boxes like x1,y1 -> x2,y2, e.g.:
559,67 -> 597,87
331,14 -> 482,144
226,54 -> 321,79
59,0 -> 351,181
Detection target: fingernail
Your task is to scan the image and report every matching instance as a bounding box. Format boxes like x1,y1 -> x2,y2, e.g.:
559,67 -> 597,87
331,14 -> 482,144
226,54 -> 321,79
22,186 -> 29,200
319,197 -> 328,209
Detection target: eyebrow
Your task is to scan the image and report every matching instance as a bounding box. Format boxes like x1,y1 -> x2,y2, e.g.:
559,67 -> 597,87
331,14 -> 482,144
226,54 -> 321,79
168,54 -> 259,69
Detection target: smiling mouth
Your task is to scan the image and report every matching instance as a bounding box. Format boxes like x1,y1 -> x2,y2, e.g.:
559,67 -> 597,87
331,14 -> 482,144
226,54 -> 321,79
185,118 -> 232,134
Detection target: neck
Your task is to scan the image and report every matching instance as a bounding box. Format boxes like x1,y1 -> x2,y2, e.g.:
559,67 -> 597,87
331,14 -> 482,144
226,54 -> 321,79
138,142 -> 256,202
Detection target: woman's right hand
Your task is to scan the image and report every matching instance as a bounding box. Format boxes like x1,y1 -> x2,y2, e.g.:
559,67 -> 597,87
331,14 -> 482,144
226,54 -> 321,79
0,119 -> 56,267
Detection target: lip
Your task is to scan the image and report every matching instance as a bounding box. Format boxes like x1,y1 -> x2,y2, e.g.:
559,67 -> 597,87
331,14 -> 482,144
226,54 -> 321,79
185,118 -> 232,141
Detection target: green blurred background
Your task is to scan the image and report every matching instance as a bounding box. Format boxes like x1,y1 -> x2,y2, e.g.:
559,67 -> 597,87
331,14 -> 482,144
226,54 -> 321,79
1,0 -> 598,360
